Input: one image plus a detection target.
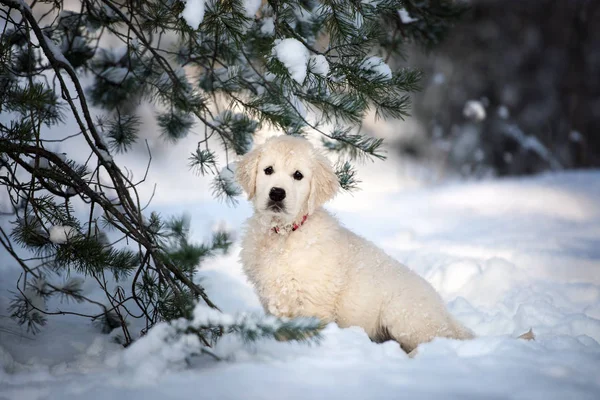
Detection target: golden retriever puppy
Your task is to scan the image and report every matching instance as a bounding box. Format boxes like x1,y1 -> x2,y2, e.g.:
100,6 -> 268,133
236,135 -> 474,353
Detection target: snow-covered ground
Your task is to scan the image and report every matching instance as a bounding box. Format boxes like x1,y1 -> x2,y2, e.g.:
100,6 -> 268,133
2,164 -> 600,399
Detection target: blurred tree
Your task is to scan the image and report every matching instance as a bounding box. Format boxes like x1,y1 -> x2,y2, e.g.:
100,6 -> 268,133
393,0 -> 600,178
0,0 -> 464,347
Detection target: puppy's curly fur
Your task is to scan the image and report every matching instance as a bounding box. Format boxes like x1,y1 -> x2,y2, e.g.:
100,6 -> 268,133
237,135 -> 474,353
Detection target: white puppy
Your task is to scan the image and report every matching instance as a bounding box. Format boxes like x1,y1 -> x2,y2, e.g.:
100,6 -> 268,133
236,135 -> 474,353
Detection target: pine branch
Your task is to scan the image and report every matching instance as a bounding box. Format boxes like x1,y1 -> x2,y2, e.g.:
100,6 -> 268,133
322,127 -> 386,161
0,0 -> 460,348
186,305 -> 325,345
335,161 -> 361,191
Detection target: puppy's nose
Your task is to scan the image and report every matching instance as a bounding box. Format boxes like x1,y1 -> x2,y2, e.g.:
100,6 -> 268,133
269,187 -> 286,202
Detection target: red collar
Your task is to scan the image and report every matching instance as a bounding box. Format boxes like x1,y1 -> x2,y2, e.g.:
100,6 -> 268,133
272,215 -> 308,234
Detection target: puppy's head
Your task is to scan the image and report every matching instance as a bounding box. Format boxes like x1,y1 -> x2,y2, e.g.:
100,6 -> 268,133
236,135 -> 339,222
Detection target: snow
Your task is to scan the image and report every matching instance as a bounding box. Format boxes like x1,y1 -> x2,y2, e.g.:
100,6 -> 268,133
398,8 -> 419,24
352,11 -> 364,29
292,5 -> 313,24
61,36 -> 87,56
2,170 -> 600,399
309,54 -> 330,76
42,34 -> 72,69
463,100 -> 487,121
569,130 -> 583,142
28,157 -> 50,169
287,91 -> 307,119
433,72 -> 445,85
218,164 -> 242,194
181,0 -> 206,30
360,56 -> 392,81
0,346 -> 15,373
260,17 -> 275,35
117,322 -> 202,382
48,225 -> 78,244
98,149 -> 113,163
101,46 -> 128,64
242,0 -> 261,18
272,38 -> 310,84
100,66 -> 129,84
498,105 -> 510,119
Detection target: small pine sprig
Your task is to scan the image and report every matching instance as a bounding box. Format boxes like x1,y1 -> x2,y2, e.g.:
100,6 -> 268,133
231,315 -> 325,343
213,111 -> 257,156
157,111 -> 195,142
105,113 -> 140,154
189,149 -> 219,176
3,82 -> 65,127
8,277 -> 48,334
185,304 -> 325,346
160,214 -> 211,275
130,213 -> 234,323
211,167 -> 241,205
322,127 -> 386,161
8,275 -> 88,334
335,161 -> 361,192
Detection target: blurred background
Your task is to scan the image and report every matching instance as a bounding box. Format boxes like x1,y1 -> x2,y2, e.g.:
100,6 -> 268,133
373,0 -> 599,184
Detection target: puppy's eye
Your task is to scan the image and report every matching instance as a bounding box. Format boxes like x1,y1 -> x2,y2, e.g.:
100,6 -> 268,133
293,171 -> 303,181
264,166 -> 273,175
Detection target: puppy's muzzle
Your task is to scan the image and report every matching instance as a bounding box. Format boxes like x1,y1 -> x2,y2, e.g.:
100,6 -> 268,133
268,187 -> 286,212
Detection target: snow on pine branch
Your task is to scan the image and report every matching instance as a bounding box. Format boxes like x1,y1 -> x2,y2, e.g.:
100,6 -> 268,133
49,225 -> 78,244
463,100 -> 486,122
309,54 -> 330,77
181,0 -> 261,30
272,38 -> 310,84
119,303 -> 323,380
360,56 -> 392,81
189,304 -> 323,343
398,8 -> 419,24
242,0 -> 261,18
212,165 -> 242,204
181,0 -> 206,29
272,40 -> 329,83
41,33 -> 73,69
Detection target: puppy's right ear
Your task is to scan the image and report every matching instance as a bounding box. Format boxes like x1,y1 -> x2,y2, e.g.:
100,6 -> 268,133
307,151 -> 339,214
236,146 -> 261,199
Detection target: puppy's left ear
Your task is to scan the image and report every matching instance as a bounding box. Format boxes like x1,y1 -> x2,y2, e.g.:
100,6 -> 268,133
308,152 -> 339,214
236,146 -> 261,199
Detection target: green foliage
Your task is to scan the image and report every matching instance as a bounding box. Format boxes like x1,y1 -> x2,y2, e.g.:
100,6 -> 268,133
104,113 -> 140,154
177,305 -> 325,349
212,170 -> 242,205
214,111 -> 257,156
322,126 -> 385,161
335,161 -> 361,192
157,111 -> 195,142
2,82 -> 65,127
128,213 -> 234,323
161,214 -> 232,275
189,149 -> 219,175
8,275 -> 86,334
